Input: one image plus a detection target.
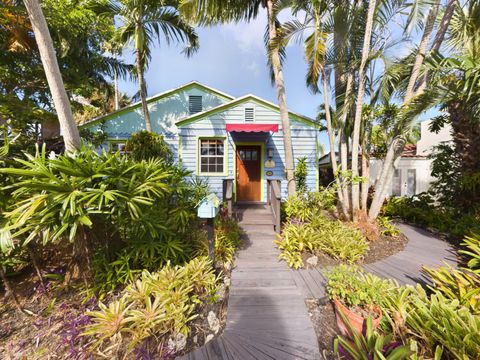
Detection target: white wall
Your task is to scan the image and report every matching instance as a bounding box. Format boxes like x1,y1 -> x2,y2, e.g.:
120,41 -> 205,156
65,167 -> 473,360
416,119 -> 452,156
369,158 -> 434,197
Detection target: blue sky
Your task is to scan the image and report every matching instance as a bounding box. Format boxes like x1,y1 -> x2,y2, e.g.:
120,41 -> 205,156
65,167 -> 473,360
118,10 -> 320,117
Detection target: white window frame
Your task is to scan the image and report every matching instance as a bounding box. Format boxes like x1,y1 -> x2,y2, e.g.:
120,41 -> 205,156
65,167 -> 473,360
197,137 -> 227,176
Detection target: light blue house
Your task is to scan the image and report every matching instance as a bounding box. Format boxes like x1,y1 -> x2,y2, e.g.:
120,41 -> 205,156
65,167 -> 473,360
80,81 -> 320,202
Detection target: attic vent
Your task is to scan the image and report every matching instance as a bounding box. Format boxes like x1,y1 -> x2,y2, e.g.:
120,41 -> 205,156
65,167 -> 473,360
189,95 -> 203,114
245,107 -> 254,122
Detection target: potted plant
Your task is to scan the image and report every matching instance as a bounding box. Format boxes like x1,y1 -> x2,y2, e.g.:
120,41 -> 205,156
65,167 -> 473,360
326,265 -> 383,337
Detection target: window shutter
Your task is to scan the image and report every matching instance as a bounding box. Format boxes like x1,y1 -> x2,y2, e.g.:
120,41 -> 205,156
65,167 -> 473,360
189,95 -> 203,114
245,107 -> 254,122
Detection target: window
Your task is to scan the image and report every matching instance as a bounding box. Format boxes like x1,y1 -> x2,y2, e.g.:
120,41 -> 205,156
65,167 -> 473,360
245,107 -> 254,122
407,169 -> 416,196
189,95 -> 203,114
392,169 -> 402,196
239,149 -> 258,161
199,139 -> 225,174
110,142 -> 127,154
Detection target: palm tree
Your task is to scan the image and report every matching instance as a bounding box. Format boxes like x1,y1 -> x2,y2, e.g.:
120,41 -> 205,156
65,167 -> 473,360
184,0 -> 297,195
116,0 -> 199,132
23,0 -> 81,152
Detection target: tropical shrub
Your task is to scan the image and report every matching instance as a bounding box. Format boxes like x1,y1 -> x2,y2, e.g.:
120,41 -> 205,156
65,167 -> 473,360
294,156 -> 308,194
383,194 -> 480,238
283,187 -> 336,222
0,145 -> 205,288
275,216 -> 368,268
84,257 -> 219,357
461,234 -> 480,274
124,130 -> 174,163
191,217 -> 243,266
326,265 -> 398,309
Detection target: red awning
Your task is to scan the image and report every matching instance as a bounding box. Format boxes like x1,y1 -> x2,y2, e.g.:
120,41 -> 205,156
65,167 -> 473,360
226,124 -> 279,133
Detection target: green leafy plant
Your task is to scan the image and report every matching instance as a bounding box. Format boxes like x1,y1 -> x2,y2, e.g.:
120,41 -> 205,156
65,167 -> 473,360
461,234 -> 480,274
377,216 -> 400,237
294,156 -> 308,194
334,312 -> 411,360
283,187 -> 336,222
84,257 -> 219,356
274,222 -> 317,269
124,131 -> 173,163
325,265 -> 397,309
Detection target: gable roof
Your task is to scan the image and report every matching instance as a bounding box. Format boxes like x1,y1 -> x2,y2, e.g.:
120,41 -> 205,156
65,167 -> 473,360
176,94 -> 318,128
79,81 -> 235,128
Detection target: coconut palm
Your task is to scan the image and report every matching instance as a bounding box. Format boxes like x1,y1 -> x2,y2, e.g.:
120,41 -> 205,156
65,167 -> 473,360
23,0 -> 81,152
116,0 -> 199,132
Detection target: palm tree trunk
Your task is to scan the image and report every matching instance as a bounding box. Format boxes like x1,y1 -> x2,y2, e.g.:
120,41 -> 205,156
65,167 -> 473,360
351,0 -> 377,219
404,0 -> 440,101
136,47 -> 153,132
368,1 -> 442,221
339,129 -> 351,215
266,0 -> 296,196
416,0 -> 457,95
321,69 -> 348,217
361,149 -> 369,210
114,70 -> 120,111
24,0 -> 81,152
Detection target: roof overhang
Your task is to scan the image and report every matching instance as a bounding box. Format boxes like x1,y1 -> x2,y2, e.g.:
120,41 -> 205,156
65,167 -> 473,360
226,124 -> 279,133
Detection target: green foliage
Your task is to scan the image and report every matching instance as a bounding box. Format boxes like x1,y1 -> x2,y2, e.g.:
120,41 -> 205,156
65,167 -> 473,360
461,234 -> 480,274
294,157 -> 308,194
326,265 -> 397,309
191,217 -> 243,266
334,313 -> 411,360
283,187 -> 336,222
423,264 -> 480,314
377,216 -> 400,237
125,131 -> 174,163
275,215 -> 368,268
84,257 -> 219,355
383,194 -> 480,238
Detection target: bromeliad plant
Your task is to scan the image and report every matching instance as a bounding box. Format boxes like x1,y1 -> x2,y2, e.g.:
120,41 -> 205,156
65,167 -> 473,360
84,257 -> 219,357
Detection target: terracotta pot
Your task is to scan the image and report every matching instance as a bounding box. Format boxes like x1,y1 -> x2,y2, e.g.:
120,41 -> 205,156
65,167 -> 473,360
333,299 -> 382,338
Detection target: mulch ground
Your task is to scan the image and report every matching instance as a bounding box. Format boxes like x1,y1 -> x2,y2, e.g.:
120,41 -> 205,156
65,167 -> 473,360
305,298 -> 338,360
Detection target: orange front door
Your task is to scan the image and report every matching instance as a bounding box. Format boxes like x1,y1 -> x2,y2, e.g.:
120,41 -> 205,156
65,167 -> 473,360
236,145 -> 261,201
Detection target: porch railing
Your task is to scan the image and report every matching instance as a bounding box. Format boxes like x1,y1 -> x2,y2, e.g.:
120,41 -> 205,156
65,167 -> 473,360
268,179 -> 282,233
223,179 -> 234,216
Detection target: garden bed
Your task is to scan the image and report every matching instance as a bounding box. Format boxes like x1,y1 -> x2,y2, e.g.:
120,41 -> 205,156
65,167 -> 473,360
301,230 -> 408,269
0,261 -> 233,359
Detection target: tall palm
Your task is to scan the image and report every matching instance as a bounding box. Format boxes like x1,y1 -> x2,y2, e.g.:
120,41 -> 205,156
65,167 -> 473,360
184,0 -> 297,195
116,0 -> 199,132
23,0 -> 81,152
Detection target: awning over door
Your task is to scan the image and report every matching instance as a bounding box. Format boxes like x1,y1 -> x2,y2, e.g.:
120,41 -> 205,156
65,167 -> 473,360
225,124 -> 279,133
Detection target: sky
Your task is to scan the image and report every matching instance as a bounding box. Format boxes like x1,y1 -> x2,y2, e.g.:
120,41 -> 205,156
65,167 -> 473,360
118,9 -> 321,118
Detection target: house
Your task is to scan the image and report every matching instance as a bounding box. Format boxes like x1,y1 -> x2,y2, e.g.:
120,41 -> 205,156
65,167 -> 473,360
80,81 -> 320,202
318,119 -> 452,196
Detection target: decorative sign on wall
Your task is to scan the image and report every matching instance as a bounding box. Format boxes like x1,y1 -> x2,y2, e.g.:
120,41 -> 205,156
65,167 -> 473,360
265,159 -> 276,168
266,170 -> 274,176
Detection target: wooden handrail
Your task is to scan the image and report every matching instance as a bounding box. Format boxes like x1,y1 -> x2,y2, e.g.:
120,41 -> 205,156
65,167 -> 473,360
223,179 -> 234,216
268,179 -> 282,233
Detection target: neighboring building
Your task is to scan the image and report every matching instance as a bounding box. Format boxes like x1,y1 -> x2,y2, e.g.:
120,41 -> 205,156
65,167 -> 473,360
80,81 -> 320,202
318,119 -> 452,197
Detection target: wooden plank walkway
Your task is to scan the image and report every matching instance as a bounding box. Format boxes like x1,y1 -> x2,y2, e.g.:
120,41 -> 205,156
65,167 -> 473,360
294,223 -> 458,299
180,205 -> 320,360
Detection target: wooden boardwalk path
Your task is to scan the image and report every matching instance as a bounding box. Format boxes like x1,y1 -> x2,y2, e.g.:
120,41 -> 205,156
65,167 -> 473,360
292,223 -> 457,299
180,205 -> 320,360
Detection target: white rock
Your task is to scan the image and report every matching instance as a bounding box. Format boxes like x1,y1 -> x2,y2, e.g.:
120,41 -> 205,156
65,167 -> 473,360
193,335 -> 198,344
207,311 -> 221,334
168,333 -> 186,352
205,334 -> 215,343
224,277 -> 231,287
306,255 -> 318,266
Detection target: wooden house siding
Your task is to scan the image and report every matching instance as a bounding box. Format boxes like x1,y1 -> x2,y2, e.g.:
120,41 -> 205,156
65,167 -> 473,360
179,101 -> 318,200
